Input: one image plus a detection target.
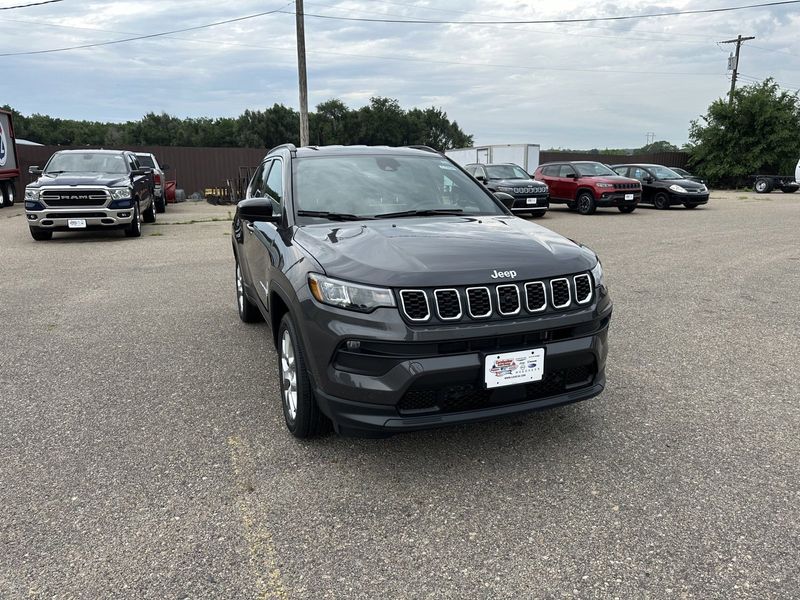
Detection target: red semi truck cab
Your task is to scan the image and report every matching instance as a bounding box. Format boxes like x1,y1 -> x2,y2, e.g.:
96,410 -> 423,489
0,109 -> 19,208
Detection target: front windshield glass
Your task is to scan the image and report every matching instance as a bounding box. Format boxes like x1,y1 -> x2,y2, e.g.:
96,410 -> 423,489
574,162 -> 617,177
485,164 -> 530,180
45,152 -> 128,175
294,155 -> 505,220
650,166 -> 682,179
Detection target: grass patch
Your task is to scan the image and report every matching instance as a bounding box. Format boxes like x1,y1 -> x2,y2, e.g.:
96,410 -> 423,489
149,232 -> 164,236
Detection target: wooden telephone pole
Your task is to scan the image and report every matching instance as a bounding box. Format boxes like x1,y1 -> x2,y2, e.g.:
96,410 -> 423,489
719,35 -> 755,105
296,0 -> 309,146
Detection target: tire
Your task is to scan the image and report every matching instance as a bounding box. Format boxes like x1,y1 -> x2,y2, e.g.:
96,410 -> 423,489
29,227 -> 52,241
618,205 -> 636,213
653,192 -> 671,210
155,196 -> 167,213
576,191 -> 596,215
780,186 -> 797,194
235,260 -> 261,323
277,313 -> 331,438
143,198 -> 157,223
754,178 -> 772,194
566,201 -> 577,211
124,202 -> 142,237
529,210 -> 547,218
683,203 -> 699,209
0,181 -> 15,207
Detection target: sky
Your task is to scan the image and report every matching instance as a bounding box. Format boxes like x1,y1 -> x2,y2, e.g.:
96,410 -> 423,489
1,0 -> 799,149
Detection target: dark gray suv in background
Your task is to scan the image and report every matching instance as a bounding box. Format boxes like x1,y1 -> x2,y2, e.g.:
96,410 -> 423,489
232,145 -> 612,438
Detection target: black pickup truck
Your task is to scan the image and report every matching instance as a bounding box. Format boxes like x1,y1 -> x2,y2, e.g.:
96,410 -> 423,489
24,149 -> 156,240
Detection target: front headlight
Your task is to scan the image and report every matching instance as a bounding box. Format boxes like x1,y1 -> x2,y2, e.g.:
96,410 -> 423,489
669,184 -> 687,193
591,260 -> 605,289
308,273 -> 396,312
596,183 -> 613,188
496,186 -> 513,193
24,188 -> 40,201
110,187 -> 132,200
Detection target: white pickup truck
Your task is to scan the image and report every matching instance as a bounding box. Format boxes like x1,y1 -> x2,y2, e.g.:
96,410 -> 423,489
753,158 -> 800,193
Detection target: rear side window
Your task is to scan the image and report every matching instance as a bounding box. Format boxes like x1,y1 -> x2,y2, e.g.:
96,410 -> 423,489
613,166 -> 629,177
137,155 -> 155,168
542,165 -> 558,177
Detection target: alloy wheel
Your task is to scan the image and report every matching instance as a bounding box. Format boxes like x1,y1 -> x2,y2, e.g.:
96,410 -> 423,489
281,330 -> 298,421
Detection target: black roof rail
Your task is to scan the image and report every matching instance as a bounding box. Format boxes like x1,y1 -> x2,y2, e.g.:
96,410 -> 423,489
405,145 -> 441,154
268,143 -> 297,154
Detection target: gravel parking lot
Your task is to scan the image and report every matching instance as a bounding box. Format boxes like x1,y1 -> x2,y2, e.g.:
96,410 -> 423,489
1,191 -> 798,599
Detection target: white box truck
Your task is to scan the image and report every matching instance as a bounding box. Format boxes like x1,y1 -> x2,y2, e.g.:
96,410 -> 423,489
446,144 -> 541,174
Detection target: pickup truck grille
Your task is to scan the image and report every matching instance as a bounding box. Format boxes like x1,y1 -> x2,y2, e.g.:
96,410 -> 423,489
398,273 -> 594,323
41,190 -> 109,207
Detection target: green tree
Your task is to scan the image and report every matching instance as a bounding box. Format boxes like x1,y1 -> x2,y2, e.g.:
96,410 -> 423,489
688,79 -> 800,186
639,140 -> 679,153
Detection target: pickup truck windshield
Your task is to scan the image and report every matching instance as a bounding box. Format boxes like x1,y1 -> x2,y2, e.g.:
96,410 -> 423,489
295,155 -> 504,220
45,152 -> 128,175
575,162 -> 617,177
485,165 -> 530,180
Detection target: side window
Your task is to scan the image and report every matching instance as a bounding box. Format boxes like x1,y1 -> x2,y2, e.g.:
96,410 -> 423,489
264,159 -> 284,205
614,166 -> 629,177
542,165 -> 557,177
464,165 -> 476,175
558,164 -> 576,177
474,166 -> 486,179
630,167 -> 647,181
248,160 -> 269,198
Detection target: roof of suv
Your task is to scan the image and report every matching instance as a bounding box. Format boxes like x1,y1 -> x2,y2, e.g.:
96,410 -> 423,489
53,149 -> 129,155
271,145 -> 442,159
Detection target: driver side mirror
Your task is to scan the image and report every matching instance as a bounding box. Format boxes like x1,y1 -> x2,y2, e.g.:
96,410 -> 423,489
644,176 -> 654,184
238,197 -> 279,223
566,173 -> 577,179
29,166 -> 42,175
475,173 -> 486,182
494,192 -> 515,210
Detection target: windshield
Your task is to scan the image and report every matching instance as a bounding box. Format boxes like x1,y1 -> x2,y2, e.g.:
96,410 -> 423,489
45,152 -> 128,175
574,162 -> 617,177
649,165 -> 682,179
136,155 -> 155,168
485,164 -> 530,180
672,167 -> 689,177
294,155 -> 505,220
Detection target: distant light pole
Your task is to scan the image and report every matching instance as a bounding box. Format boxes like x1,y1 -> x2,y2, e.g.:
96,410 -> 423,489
295,0 -> 309,146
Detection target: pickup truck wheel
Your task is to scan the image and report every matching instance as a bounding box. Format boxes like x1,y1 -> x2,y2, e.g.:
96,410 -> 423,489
235,261 -> 261,323
155,196 -> 167,213
653,192 -> 671,210
754,178 -> 772,193
780,186 -> 797,194
277,313 -> 331,439
618,205 -> 636,213
29,227 -> 53,241
576,191 -> 596,215
0,181 -> 15,207
124,202 -> 142,237
143,199 -> 157,223
529,210 -> 547,218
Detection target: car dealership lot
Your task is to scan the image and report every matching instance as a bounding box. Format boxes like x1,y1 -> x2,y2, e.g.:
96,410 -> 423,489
1,192 -> 798,598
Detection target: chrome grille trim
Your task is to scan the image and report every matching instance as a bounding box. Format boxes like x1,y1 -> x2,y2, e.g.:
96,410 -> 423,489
399,289 -> 430,322
433,288 -> 462,321
495,284 -> 521,316
465,286 -> 492,318
524,281 -> 547,312
573,274 -> 593,305
550,278 -> 571,309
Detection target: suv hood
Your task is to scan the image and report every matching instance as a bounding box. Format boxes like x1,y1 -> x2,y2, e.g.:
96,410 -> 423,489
584,176 -> 639,184
292,217 -> 596,287
28,173 -> 130,188
490,178 -> 547,187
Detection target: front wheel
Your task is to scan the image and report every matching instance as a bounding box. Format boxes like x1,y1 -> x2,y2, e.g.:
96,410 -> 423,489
576,191 -> 596,215
754,178 -> 772,194
143,198 -> 157,223
653,192 -> 671,210
618,205 -> 636,213
124,202 -> 142,237
529,210 -> 547,218
277,313 -> 331,439
780,186 -> 797,194
155,196 -> 167,213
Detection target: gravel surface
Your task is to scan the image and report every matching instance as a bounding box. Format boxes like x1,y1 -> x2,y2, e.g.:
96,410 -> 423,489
1,192 -> 798,599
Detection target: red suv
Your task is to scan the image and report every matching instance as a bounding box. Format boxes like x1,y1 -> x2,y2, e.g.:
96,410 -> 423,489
534,161 -> 641,215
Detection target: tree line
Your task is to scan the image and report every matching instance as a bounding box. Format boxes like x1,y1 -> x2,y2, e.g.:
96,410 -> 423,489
2,97 -> 473,151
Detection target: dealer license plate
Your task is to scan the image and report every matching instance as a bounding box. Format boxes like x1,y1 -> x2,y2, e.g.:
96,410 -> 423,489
485,348 -> 545,389
67,219 -> 87,229
526,198 -> 537,205
624,193 -> 634,201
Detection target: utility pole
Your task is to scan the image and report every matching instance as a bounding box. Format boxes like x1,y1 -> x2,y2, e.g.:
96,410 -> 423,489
295,0 -> 309,146
719,35 -> 755,105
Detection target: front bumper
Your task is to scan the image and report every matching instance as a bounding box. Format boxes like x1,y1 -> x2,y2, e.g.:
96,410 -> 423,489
26,206 -> 135,230
596,191 -> 641,207
299,289 -> 612,435
669,192 -> 709,205
510,194 -> 549,212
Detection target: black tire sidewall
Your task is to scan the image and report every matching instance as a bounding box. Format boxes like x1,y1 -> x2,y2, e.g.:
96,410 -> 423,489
654,193 -> 670,209
126,202 -> 142,237
577,191 -> 595,215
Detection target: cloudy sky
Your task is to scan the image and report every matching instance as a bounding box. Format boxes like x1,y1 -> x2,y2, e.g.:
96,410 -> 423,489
1,0 -> 799,148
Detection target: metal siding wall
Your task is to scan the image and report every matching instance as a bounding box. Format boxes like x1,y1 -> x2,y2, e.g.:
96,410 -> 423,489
16,145 -> 267,195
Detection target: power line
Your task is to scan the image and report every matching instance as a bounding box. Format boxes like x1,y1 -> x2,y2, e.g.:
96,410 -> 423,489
0,0 -> 64,9
279,1 -> 800,25
0,2 -> 292,57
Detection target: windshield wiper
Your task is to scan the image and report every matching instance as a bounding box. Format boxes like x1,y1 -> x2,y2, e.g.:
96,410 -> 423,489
296,210 -> 373,221
374,208 -> 464,218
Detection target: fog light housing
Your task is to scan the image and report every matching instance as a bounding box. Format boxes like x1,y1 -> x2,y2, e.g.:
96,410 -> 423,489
27,214 -> 38,221
118,212 -> 130,218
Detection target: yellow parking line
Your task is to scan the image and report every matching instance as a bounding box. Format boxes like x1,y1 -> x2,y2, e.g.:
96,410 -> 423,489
227,436 -> 289,600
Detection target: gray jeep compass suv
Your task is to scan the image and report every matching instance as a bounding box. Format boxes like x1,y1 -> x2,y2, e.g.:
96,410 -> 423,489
232,145 -> 612,438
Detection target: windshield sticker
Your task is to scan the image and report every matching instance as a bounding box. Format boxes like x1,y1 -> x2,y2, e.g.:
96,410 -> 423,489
438,163 -> 457,170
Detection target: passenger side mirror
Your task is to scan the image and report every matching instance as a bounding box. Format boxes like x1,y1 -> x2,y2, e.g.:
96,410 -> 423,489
475,173 -> 486,182
29,166 -> 42,175
238,197 -> 279,223
494,192 -> 515,210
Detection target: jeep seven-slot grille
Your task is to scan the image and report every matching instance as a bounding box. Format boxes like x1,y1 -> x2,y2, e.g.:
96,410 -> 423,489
398,273 -> 594,323
613,183 -> 639,190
